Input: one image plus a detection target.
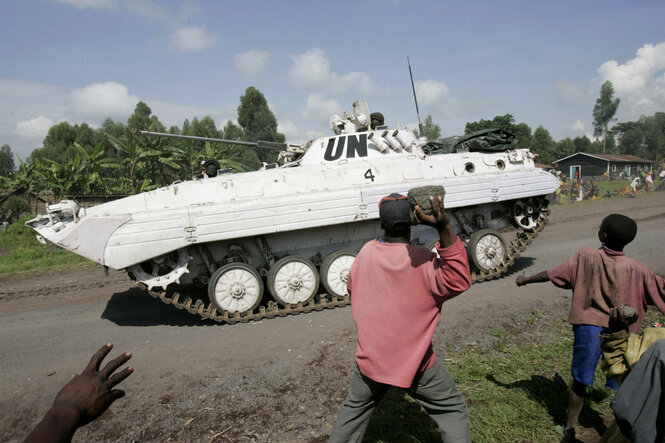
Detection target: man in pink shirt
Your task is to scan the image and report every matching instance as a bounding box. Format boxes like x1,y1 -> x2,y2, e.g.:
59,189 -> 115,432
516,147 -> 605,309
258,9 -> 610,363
516,213 -> 665,442
329,193 -> 472,442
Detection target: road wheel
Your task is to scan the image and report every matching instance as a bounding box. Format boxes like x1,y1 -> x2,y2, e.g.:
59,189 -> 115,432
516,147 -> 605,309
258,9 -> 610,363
468,229 -> 507,272
319,250 -> 356,298
267,256 -> 319,306
511,198 -> 545,231
207,263 -> 263,315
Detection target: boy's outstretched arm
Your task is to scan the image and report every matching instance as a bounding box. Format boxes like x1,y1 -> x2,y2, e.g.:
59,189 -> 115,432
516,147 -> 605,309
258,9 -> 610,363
516,270 -> 550,286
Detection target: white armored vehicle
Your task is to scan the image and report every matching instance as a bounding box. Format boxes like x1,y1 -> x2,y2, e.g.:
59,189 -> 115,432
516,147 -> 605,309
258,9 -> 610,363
27,101 -> 559,323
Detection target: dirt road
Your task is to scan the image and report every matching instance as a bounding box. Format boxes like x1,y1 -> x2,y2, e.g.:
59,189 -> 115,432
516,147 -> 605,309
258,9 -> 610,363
1,192 -> 663,442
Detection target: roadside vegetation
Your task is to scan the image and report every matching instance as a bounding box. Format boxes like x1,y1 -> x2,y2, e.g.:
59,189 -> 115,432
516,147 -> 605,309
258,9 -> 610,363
0,87 -> 283,200
0,214 -> 90,275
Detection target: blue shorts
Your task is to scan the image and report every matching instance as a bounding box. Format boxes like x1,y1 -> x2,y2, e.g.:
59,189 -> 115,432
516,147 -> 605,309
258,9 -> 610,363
571,324 -> 619,390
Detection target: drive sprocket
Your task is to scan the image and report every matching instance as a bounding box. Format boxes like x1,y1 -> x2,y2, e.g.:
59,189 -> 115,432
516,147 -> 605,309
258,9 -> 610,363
127,249 -> 190,290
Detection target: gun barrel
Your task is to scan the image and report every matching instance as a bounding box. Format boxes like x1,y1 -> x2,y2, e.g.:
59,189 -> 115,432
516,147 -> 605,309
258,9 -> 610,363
133,129 -> 287,151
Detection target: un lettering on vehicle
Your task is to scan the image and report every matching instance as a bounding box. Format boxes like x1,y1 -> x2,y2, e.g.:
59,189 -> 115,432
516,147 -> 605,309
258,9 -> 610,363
324,134 -> 368,161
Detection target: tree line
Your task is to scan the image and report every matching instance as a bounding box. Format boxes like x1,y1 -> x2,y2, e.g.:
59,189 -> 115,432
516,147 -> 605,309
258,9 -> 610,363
0,82 -> 663,204
418,81 -> 664,166
0,87 -> 283,200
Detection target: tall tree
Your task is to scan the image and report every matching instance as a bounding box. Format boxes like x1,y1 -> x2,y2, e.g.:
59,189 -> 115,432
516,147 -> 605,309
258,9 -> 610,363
646,112 -> 665,165
592,81 -> 620,153
75,122 -> 97,150
556,138 -> 576,158
615,112 -> 665,161
573,136 -> 592,153
237,87 -> 284,163
531,126 -> 556,164
0,144 -> 16,176
32,121 -> 77,162
615,125 -> 645,157
512,123 -> 533,150
465,114 -> 517,134
101,118 -> 125,138
222,120 -> 244,140
415,115 -> 442,141
127,101 -> 153,131
464,114 -> 533,149
220,120 -> 261,171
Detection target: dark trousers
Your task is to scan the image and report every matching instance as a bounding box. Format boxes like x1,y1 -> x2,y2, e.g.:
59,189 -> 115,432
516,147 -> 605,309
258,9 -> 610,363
329,359 -> 471,442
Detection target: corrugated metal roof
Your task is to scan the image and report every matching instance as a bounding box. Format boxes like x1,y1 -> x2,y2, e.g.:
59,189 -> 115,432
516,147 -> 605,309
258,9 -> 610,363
553,152 -> 654,163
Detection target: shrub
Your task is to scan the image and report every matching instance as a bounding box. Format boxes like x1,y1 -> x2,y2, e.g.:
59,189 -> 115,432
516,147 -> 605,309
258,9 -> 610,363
1,197 -> 31,223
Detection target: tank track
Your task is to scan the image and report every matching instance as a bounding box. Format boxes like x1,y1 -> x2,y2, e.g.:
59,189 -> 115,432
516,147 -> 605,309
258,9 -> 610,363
143,212 -> 549,324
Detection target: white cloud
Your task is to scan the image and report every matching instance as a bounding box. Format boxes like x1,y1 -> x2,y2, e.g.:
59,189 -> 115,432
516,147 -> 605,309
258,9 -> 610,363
14,117 -> 55,142
571,120 -> 585,132
597,43 -> 665,93
289,48 -> 377,95
234,50 -> 271,78
54,0 -> 193,28
54,0 -> 118,8
69,82 -> 138,120
290,49 -> 330,87
170,26 -> 217,52
276,120 -> 326,144
0,77 -> 236,160
126,0 -> 193,27
595,41 -> 665,120
552,41 -> 665,139
302,93 -> 341,122
277,120 -> 299,140
0,78 -> 69,158
415,80 -> 449,107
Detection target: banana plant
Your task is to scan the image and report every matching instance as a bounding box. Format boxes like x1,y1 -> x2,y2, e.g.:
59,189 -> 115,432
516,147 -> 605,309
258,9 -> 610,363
204,142 -> 252,173
37,154 -> 86,195
106,132 -> 151,194
8,156 -> 47,197
72,141 -> 121,194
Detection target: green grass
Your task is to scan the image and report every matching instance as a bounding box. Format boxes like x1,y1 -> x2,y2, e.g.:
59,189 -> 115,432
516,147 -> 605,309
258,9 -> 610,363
0,214 -> 91,276
592,178 -> 662,195
362,309 -> 665,442
595,179 -> 632,195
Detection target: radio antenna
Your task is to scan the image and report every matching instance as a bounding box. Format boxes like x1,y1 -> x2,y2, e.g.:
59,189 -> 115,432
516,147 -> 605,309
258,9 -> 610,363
407,56 -> 424,136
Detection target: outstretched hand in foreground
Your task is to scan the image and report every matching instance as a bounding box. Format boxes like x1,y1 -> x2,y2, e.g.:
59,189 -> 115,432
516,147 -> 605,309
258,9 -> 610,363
24,343 -> 133,443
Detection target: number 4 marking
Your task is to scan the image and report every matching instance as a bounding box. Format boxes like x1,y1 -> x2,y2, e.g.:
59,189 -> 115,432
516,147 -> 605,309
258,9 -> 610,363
364,169 -> 375,182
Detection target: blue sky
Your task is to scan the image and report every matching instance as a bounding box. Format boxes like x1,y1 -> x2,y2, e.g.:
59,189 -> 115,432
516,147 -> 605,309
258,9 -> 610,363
1,0 -> 664,160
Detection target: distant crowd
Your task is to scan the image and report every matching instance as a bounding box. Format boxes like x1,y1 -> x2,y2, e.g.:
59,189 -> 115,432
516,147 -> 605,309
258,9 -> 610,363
552,168 -> 664,203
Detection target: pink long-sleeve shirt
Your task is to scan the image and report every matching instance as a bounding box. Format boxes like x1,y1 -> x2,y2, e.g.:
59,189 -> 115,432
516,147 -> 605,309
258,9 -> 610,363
348,237 -> 471,388
547,245 -> 665,333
